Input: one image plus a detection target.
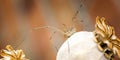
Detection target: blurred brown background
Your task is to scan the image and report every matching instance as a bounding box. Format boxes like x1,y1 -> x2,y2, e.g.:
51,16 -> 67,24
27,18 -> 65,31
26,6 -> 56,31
0,0 -> 120,60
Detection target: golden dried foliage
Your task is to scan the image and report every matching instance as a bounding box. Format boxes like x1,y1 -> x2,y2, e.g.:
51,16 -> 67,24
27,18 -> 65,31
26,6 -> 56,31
94,16 -> 120,60
0,45 -> 29,60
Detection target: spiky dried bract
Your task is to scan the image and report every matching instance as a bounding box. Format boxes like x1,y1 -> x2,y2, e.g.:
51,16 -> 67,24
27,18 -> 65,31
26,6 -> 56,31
0,45 -> 29,60
94,16 -> 120,60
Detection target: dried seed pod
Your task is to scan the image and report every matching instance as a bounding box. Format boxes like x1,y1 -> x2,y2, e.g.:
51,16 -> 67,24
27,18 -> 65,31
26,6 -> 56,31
0,45 -> 29,60
94,16 -> 120,60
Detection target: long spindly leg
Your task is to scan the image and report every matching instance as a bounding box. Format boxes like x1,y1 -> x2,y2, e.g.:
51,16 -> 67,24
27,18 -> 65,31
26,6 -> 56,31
49,30 -> 59,52
33,26 -> 65,34
32,23 -> 78,53
49,31 -> 57,41
33,26 -> 65,52
67,40 -> 70,54
15,31 -> 31,49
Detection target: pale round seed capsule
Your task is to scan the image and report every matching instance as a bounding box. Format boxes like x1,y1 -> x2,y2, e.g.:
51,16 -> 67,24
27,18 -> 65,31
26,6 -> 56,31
56,31 -> 107,60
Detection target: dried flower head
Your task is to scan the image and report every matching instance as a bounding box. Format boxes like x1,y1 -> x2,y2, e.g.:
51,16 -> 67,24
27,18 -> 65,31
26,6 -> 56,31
0,45 -> 29,60
94,16 -> 120,60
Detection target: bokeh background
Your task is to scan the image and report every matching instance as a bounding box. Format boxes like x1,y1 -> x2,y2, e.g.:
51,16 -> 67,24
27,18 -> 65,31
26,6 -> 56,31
0,0 -> 120,60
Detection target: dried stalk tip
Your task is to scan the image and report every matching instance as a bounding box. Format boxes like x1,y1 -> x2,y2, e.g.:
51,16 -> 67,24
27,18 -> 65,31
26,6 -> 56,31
0,45 -> 29,60
94,16 -> 120,60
